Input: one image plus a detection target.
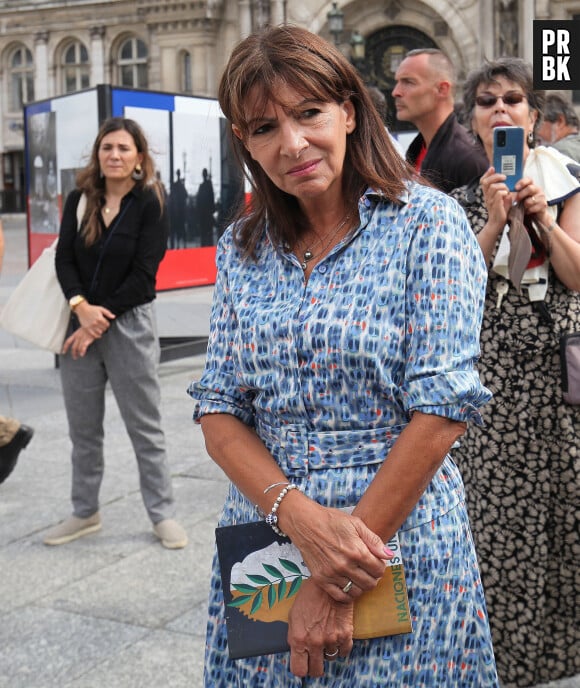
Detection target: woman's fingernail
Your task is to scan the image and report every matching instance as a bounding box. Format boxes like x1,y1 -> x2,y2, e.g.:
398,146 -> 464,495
384,547 -> 395,558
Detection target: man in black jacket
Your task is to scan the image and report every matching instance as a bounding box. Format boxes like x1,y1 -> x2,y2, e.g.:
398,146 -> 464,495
393,48 -> 488,193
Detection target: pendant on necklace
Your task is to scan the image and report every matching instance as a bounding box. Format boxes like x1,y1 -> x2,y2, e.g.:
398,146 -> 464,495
105,207 -> 111,214
301,249 -> 314,271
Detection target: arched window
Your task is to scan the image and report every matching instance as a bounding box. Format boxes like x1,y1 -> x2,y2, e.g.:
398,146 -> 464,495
117,37 -> 148,88
181,50 -> 192,93
62,40 -> 90,93
10,46 -> 34,111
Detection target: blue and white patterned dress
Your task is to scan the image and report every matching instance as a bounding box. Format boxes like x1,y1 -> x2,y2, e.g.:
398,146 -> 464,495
189,184 -> 499,687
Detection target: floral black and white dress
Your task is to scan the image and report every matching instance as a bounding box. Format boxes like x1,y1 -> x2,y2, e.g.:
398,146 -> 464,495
451,151 -> 580,687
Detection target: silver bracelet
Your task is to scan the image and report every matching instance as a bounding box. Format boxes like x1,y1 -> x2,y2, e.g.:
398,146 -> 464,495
263,481 -> 290,495
265,484 -> 298,536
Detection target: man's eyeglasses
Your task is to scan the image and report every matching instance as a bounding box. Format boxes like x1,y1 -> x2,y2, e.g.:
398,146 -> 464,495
475,92 -> 526,108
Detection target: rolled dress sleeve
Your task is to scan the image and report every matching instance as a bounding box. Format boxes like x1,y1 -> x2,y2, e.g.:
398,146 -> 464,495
189,185 -> 491,431
189,230 -> 256,426
400,191 -> 491,424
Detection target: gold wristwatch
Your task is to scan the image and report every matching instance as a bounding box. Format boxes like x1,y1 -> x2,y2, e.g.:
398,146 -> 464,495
69,295 -> 86,311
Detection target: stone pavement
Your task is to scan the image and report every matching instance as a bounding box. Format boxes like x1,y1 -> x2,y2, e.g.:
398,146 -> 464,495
0,215 -> 226,688
1,216 -> 578,688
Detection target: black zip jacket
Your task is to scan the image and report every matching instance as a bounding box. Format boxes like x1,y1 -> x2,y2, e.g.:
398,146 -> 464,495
406,113 -> 489,193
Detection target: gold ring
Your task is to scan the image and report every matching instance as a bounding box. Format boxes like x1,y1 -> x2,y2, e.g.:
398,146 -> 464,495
342,579 -> 353,594
324,648 -> 339,658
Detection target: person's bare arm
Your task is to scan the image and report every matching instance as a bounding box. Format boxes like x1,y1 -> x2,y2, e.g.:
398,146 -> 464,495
476,168 -> 512,265
200,413 -> 390,601
283,411 -> 465,597
352,412 -> 465,540
516,180 -> 580,292
285,411 -> 465,677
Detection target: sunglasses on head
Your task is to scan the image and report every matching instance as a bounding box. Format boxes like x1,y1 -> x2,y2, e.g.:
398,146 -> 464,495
475,92 -> 526,108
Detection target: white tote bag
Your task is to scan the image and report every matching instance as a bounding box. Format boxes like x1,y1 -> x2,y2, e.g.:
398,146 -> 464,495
0,239 -> 70,354
0,194 -> 87,354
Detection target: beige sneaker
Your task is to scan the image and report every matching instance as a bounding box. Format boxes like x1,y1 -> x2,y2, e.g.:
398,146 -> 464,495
153,519 -> 188,549
43,513 -> 102,546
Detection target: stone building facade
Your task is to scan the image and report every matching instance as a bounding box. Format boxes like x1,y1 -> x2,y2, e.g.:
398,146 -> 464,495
0,0 -> 578,211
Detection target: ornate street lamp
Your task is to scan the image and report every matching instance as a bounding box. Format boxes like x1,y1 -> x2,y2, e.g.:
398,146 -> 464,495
327,2 -> 344,46
350,30 -> 366,66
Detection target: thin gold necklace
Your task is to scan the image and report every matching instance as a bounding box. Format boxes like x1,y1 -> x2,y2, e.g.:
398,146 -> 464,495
103,194 -> 122,215
298,213 -> 352,270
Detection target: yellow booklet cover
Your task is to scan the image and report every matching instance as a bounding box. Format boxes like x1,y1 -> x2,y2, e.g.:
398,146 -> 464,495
215,521 -> 413,659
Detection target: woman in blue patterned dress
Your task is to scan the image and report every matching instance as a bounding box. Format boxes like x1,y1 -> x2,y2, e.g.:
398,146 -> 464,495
189,26 -> 498,687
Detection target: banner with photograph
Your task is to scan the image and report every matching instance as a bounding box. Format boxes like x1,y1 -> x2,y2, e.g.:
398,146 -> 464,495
24,85 -> 244,290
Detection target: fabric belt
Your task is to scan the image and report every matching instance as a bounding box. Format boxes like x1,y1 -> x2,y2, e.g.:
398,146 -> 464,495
255,418 -> 405,477
252,417 -> 464,530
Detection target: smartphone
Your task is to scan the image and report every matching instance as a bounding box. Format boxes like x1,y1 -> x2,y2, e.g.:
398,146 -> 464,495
492,126 -> 524,191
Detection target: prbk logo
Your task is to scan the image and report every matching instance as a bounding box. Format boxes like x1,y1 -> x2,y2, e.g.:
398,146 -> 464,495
534,20 -> 580,89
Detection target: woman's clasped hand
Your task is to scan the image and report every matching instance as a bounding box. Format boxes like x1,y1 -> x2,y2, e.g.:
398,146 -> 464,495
62,303 -> 115,359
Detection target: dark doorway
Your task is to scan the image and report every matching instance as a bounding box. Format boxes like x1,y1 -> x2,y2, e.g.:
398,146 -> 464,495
353,25 -> 439,133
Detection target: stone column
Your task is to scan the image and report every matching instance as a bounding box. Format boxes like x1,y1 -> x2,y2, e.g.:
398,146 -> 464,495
159,46 -> 178,93
34,31 -> 49,100
192,44 -> 207,95
535,0 -> 552,20
206,44 -> 217,98
148,33 -> 161,87
270,0 -> 285,26
238,0 -> 252,39
89,26 -> 106,86
480,0 -> 495,61
520,0 -> 534,63
497,0 -> 519,57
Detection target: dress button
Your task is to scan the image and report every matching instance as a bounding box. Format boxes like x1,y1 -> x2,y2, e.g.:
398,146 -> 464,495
318,265 -> 327,273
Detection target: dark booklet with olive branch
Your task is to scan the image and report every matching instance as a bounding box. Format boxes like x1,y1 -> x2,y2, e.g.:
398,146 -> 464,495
215,520 -> 413,659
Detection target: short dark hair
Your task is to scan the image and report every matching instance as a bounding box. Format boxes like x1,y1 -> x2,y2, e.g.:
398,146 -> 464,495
404,48 -> 456,86
543,93 -> 579,128
462,57 -> 545,145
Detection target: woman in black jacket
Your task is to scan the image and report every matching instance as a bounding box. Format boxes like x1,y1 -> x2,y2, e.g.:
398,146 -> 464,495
45,117 -> 187,550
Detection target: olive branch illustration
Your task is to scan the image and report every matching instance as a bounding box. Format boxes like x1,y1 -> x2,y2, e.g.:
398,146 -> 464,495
228,558 -> 310,614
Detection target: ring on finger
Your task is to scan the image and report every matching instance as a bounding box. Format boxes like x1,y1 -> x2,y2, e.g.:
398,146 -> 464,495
531,196 -> 536,203
324,647 -> 339,658
342,579 -> 353,594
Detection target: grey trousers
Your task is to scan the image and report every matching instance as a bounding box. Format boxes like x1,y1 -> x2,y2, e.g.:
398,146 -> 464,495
59,302 -> 175,523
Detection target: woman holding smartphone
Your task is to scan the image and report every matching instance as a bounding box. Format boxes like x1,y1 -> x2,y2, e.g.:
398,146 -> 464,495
450,57 -> 580,687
